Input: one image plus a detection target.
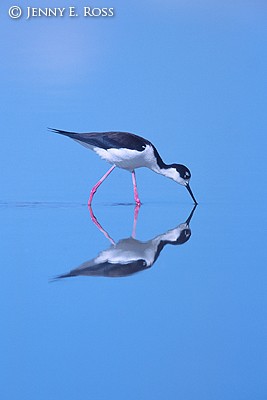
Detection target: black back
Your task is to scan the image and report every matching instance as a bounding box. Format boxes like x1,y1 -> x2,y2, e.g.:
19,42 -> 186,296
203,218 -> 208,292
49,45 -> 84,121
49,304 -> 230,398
57,259 -> 148,278
50,129 -> 152,151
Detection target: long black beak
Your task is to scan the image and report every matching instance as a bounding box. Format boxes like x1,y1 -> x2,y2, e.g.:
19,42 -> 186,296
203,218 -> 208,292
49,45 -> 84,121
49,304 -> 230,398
185,204 -> 198,225
186,183 -> 198,205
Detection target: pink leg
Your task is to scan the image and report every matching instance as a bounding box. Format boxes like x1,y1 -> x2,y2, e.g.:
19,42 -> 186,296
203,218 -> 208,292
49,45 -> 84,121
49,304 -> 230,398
131,204 -> 141,238
131,170 -> 141,205
88,205 -> 115,245
88,165 -> 116,206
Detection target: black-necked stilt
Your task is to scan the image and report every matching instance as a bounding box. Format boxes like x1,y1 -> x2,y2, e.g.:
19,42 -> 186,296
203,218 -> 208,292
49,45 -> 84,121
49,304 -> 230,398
56,205 -> 196,279
50,129 -> 198,205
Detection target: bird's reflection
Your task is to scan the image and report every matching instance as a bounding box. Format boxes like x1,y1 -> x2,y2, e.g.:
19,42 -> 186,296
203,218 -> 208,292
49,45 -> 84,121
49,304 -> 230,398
57,205 -> 197,279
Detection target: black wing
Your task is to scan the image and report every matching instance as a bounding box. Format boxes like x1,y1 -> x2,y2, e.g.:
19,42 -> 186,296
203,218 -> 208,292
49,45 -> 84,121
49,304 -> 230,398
49,129 -> 151,151
56,259 -> 148,278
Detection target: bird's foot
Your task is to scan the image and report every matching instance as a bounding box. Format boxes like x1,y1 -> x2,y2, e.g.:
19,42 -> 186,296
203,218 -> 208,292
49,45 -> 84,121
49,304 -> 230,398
88,195 -> 94,207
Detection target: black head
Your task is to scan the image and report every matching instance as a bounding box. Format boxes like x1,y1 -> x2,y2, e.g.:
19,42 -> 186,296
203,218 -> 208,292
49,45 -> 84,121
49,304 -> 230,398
169,164 -> 197,204
174,228 -> 192,244
176,164 -> 191,180
170,164 -> 191,183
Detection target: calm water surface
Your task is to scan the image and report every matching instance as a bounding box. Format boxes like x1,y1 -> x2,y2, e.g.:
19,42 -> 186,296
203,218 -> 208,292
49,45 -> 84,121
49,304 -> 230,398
1,200 -> 266,399
1,1 -> 267,398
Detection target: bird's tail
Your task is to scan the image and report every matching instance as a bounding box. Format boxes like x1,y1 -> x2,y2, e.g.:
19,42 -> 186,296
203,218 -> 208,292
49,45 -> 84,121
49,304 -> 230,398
50,271 -> 77,282
48,128 -> 78,138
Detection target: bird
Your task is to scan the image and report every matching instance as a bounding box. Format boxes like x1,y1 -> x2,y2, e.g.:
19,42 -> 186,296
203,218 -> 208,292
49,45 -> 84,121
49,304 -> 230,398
50,129 -> 198,205
56,205 -> 197,279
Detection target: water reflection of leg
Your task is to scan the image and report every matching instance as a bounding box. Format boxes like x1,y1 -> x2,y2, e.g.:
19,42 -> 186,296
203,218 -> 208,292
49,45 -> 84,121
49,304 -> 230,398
131,204 -> 141,238
88,205 -> 115,245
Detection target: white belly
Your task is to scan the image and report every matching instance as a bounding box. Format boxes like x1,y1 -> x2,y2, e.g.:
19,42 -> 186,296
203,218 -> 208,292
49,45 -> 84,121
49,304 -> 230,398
94,145 -> 157,171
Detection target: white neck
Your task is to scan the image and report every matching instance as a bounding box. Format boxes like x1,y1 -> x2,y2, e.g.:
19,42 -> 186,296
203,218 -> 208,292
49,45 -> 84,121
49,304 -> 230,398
152,165 -> 184,184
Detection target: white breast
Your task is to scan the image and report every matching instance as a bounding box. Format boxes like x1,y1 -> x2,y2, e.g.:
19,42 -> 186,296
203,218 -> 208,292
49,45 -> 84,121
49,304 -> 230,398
95,238 -> 158,267
94,144 -> 158,171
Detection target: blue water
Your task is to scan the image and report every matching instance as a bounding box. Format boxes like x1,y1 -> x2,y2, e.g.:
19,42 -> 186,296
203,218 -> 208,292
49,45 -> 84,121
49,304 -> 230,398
1,1 -> 267,399
1,199 -> 266,399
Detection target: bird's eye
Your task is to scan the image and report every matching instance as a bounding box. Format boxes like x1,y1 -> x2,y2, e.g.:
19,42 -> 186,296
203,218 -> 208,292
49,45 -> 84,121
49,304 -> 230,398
184,171 -> 190,179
